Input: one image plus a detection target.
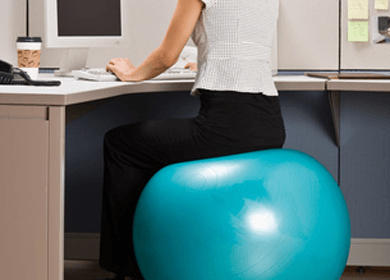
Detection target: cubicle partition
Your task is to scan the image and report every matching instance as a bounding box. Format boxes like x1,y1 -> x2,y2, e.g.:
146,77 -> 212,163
1,0 -> 390,274
341,0 -> 390,70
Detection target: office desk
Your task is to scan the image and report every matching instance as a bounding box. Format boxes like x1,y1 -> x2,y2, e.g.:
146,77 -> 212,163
0,75 -> 388,280
0,75 -> 326,105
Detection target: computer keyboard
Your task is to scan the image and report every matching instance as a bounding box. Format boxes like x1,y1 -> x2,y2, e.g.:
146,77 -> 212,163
72,67 -> 197,82
153,68 -> 197,80
72,68 -> 119,82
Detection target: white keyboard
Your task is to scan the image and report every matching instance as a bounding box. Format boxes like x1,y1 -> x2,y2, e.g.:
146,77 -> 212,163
72,67 -> 197,82
153,68 -> 197,80
72,68 -> 119,82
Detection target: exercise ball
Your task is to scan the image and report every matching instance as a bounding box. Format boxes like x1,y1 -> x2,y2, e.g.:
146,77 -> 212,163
133,149 -> 351,280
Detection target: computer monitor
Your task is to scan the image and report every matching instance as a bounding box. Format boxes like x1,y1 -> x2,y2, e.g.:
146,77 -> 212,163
44,0 -> 127,76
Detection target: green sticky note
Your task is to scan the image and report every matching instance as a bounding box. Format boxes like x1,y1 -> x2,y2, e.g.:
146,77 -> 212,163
375,0 -> 389,10
348,21 -> 369,42
348,0 -> 369,19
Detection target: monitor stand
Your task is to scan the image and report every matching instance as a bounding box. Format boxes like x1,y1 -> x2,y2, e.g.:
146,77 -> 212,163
54,48 -> 89,77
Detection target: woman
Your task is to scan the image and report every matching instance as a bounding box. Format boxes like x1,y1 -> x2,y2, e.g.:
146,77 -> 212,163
101,0 -> 285,279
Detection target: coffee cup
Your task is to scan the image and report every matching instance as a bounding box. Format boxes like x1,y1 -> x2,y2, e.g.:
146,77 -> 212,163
16,37 -> 42,80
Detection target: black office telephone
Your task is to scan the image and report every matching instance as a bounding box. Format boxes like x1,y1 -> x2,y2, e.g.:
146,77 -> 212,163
0,59 -> 61,86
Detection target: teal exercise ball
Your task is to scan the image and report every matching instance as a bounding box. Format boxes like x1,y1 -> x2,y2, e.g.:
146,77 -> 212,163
133,149 -> 351,280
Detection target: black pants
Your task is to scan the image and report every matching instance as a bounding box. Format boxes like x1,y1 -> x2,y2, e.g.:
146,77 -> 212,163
99,89 -> 286,278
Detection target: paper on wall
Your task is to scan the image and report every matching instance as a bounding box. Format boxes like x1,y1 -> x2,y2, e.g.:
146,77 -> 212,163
348,0 -> 369,19
375,0 -> 389,10
348,21 -> 369,41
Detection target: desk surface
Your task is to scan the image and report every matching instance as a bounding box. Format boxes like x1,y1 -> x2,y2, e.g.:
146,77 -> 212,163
1,75 -> 390,106
327,79 -> 390,92
0,75 -> 327,106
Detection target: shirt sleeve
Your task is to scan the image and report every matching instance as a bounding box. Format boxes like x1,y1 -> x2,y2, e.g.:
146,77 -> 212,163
200,0 -> 214,8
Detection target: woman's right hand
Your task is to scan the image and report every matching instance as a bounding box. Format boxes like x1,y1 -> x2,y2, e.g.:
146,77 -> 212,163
106,57 -> 136,81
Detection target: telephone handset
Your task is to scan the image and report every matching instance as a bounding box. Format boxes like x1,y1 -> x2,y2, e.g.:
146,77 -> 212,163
0,60 -> 61,86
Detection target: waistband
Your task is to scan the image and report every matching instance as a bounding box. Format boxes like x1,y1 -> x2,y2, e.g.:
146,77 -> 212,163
197,88 -> 282,116
197,88 -> 275,98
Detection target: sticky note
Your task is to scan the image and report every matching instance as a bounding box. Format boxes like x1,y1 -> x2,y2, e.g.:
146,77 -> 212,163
348,21 -> 369,42
348,0 -> 369,19
375,0 -> 389,10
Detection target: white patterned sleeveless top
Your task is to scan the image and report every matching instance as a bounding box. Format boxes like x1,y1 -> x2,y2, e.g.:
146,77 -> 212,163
190,0 -> 279,96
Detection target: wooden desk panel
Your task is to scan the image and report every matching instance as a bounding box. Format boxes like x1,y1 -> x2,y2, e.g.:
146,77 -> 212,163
0,108 -> 49,280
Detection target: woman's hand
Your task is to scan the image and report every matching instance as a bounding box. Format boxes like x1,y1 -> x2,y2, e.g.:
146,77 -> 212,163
106,58 -> 136,81
184,62 -> 197,71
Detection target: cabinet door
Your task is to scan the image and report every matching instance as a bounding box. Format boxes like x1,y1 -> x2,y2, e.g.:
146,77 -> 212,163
0,106 -> 49,280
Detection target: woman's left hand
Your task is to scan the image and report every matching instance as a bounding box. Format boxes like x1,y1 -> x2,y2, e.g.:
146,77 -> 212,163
106,58 -> 136,81
184,62 -> 197,71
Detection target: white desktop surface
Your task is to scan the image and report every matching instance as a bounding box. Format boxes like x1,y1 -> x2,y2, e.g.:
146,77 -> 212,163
0,74 -> 328,106
327,78 -> 390,92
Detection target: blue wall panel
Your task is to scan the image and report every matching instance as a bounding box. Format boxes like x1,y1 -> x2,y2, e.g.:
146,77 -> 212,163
65,92 -> 201,233
65,91 -> 339,233
340,92 -> 390,239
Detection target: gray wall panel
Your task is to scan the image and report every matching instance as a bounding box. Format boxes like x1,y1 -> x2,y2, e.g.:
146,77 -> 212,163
65,91 -> 339,233
278,0 -> 339,70
65,92 -> 201,233
279,91 -> 339,181
340,92 -> 390,239
340,0 -> 390,70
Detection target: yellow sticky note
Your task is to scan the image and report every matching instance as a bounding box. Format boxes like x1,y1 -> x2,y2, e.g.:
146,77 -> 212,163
348,21 -> 369,42
375,0 -> 389,10
348,0 -> 369,19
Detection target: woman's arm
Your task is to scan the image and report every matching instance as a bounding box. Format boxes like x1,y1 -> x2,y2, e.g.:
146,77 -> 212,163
106,0 -> 204,82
